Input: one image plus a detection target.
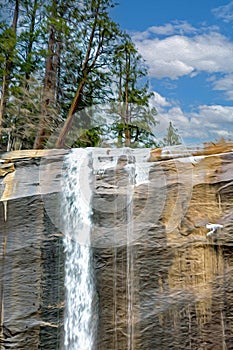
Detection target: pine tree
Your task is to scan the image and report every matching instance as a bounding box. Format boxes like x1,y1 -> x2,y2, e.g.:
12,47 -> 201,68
108,34 -> 158,147
55,0 -> 119,148
163,121 -> 181,146
33,0 -> 64,148
5,76 -> 42,150
0,0 -> 162,150
0,0 -> 19,142
0,0 -> 45,150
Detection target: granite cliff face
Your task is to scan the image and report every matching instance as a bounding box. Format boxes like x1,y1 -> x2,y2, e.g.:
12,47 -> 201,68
0,150 -> 68,350
0,144 -> 233,349
92,143 -> 233,350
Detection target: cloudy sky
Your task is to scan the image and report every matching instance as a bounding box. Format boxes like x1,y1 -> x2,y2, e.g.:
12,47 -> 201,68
112,0 -> 233,145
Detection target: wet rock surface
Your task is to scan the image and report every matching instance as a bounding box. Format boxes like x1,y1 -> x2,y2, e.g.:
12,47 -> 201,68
93,146 -> 233,350
0,150 -> 66,349
0,145 -> 233,349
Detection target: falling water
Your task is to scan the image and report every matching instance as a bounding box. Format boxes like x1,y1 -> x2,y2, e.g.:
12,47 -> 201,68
123,148 -> 151,350
61,148 -> 152,350
3,201 -> 7,222
62,149 -> 95,350
125,153 -> 135,350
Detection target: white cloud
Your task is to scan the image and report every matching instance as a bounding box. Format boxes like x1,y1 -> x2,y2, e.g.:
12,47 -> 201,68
150,92 -> 171,111
133,21 -> 233,144
151,92 -> 233,144
212,1 -> 233,22
174,105 -> 233,142
224,90 -> 233,100
148,21 -> 197,36
134,31 -> 233,80
149,23 -> 176,36
191,105 -> 233,124
212,74 -> 233,100
132,21 -> 217,41
184,105 -> 233,141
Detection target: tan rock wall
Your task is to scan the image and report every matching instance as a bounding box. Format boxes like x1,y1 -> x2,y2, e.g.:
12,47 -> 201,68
94,148 -> 233,349
0,146 -> 232,349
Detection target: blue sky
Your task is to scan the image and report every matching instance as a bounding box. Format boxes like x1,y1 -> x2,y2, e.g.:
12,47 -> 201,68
111,0 -> 233,145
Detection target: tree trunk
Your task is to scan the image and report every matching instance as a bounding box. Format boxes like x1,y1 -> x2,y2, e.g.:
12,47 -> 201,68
25,0 -> 38,82
55,79 -> 86,148
33,18 -> 59,149
55,0 -> 101,148
0,75 -> 7,137
125,51 -> 131,147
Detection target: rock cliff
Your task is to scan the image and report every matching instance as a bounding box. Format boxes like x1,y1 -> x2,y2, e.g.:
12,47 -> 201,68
0,150 -> 68,350
0,144 -> 233,349
93,142 -> 233,350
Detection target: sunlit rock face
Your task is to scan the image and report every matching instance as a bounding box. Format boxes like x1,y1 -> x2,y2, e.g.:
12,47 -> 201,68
0,145 -> 233,349
92,144 -> 233,350
0,150 -> 67,349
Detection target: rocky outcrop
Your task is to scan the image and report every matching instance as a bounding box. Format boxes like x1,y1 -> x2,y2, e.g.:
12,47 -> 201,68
0,145 -> 233,349
0,150 -> 68,350
93,144 -> 233,350
149,140 -> 233,161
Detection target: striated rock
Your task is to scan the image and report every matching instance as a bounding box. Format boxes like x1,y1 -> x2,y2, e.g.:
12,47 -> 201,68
0,162 -> 15,177
0,145 -> 233,349
149,139 -> 233,162
93,145 -> 233,350
0,150 -> 67,349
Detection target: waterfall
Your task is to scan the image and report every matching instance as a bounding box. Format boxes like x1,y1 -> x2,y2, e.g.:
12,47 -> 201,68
123,148 -> 151,350
61,147 -> 152,349
125,151 -> 135,350
62,149 -> 95,350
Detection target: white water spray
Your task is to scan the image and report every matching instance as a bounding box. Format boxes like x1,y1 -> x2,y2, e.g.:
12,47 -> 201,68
123,148 -> 151,350
62,149 -> 95,350
61,148 -> 152,350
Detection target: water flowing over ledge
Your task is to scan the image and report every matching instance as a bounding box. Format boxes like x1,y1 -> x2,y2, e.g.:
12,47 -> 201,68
62,149 -> 95,350
61,148 -> 151,348
0,144 -> 232,349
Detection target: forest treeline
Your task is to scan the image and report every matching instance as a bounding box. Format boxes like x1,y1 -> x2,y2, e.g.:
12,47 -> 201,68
0,0 -> 180,151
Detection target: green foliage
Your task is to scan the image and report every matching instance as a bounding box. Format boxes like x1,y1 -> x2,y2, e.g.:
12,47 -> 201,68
57,0 -> 121,120
72,127 -> 102,147
2,76 -> 43,150
0,0 -> 178,150
67,101 -> 159,148
109,33 -> 158,147
101,122 -> 159,148
0,26 -> 17,79
70,122 -> 159,148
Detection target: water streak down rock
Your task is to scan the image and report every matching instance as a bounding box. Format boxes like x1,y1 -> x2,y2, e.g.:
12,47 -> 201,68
0,144 -> 232,349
